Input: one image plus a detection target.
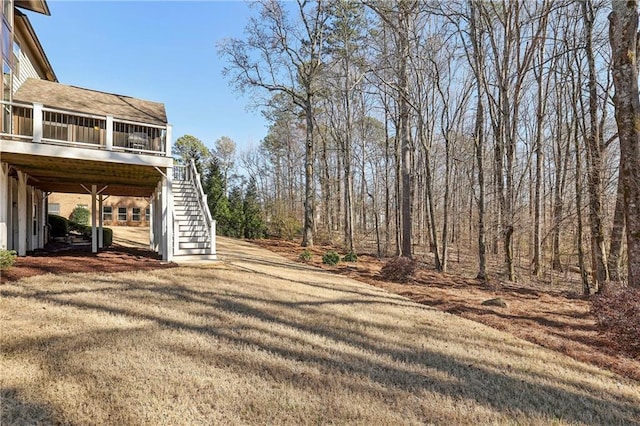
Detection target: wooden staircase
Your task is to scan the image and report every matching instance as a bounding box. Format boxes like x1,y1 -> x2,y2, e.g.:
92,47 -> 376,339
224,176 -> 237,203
172,162 -> 217,262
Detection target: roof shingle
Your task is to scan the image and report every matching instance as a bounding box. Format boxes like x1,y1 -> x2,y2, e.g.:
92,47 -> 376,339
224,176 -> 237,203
14,78 -> 167,125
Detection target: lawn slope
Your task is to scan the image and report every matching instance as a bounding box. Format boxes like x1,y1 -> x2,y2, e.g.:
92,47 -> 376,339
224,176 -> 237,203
1,237 -> 639,425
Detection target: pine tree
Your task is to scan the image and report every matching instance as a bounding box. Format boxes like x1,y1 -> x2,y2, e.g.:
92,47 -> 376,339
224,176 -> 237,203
204,157 -> 231,236
227,186 -> 245,238
243,179 -> 266,239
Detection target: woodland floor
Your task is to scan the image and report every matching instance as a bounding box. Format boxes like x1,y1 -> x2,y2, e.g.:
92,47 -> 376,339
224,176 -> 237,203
1,230 -> 638,383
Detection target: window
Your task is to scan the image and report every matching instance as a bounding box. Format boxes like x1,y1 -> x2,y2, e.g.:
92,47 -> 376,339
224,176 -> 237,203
145,207 -> 150,222
102,206 -> 112,221
2,60 -> 10,133
76,204 -> 88,209
132,207 -> 141,222
3,0 -> 12,22
1,23 -> 10,64
12,40 -> 19,80
48,203 -> 60,216
117,207 -> 127,221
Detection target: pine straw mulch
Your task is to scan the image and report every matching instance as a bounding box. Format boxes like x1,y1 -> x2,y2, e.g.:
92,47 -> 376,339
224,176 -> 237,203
0,244 -> 177,283
251,238 -> 640,383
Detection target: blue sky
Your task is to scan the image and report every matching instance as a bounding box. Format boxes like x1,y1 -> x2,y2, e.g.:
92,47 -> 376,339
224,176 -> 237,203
28,1 -> 269,153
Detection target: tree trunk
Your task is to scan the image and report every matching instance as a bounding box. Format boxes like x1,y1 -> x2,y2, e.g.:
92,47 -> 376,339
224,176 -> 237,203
583,0 -> 609,291
532,30 -> 548,277
607,174 -> 625,282
575,120 -> 591,295
302,98 -> 315,247
441,134 -> 452,272
468,0 -> 487,280
398,3 -> 412,258
609,0 -> 640,288
384,101 -> 391,257
320,132 -> 332,233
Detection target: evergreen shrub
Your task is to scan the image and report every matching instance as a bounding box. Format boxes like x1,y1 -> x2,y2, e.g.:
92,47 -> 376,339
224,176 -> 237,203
322,250 -> 340,266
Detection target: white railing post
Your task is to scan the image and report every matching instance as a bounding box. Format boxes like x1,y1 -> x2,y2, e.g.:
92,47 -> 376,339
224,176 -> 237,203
173,212 -> 179,257
106,115 -> 113,150
33,103 -> 43,143
165,124 -> 172,157
210,220 -> 216,255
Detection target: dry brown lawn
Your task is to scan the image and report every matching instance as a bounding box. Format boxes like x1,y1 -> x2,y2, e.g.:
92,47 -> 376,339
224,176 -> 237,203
1,237 -> 640,425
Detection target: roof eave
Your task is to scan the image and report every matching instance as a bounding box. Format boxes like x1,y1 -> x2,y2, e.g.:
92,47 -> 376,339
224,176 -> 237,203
14,0 -> 50,16
14,10 -> 57,82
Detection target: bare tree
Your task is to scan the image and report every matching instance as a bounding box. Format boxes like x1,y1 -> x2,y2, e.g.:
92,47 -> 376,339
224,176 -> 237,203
219,0 -> 331,247
609,0 -> 640,287
581,0 -> 610,291
366,0 -> 416,258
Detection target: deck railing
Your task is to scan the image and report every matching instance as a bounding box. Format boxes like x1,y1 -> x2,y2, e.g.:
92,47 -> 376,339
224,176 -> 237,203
0,100 -> 171,156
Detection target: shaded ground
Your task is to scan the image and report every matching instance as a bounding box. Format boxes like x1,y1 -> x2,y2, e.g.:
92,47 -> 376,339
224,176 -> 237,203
2,232 -> 638,384
1,237 -> 639,425
252,238 -> 640,382
0,227 -> 175,283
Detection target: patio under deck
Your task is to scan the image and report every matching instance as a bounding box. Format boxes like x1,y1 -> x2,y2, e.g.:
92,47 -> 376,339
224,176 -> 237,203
0,79 -> 175,259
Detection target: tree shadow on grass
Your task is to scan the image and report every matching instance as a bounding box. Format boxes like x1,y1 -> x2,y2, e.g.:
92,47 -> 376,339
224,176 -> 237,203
3,275 -> 640,425
1,387 -> 55,425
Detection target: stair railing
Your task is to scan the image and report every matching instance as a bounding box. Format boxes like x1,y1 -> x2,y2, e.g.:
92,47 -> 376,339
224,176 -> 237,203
187,159 -> 216,255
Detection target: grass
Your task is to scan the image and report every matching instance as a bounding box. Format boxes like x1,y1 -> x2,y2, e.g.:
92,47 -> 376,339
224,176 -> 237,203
1,237 -> 639,425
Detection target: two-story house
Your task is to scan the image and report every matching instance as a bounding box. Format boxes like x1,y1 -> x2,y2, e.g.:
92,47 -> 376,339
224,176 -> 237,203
1,0 -> 216,261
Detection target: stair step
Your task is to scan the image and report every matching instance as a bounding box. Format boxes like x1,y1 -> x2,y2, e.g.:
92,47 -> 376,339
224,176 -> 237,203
172,253 -> 218,263
174,212 -> 203,219
179,241 -> 210,249
175,247 -> 214,255
179,240 -> 209,246
178,223 -> 208,230
179,233 -> 208,239
179,232 -> 209,239
179,228 -> 208,234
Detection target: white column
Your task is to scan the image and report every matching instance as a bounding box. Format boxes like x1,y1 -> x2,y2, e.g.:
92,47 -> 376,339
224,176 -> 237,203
17,171 -> 27,256
27,187 -> 34,251
33,103 -> 43,143
155,182 -> 162,256
161,172 -> 173,261
98,194 -> 104,249
211,220 -> 217,255
91,185 -> 97,253
0,163 -> 8,250
7,178 -> 14,250
106,115 -> 113,151
165,124 -> 172,157
40,191 -> 46,248
149,193 -> 155,250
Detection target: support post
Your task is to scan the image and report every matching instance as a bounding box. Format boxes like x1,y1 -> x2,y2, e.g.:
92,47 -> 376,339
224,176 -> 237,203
161,170 -> 174,261
91,185 -> 97,253
40,191 -> 48,248
28,187 -> 34,251
98,194 -> 104,249
210,220 -> 216,255
106,115 -> 113,151
155,182 -> 162,256
165,124 -> 172,157
17,171 -> 27,256
33,103 -> 43,143
149,196 -> 154,250
0,163 -> 7,250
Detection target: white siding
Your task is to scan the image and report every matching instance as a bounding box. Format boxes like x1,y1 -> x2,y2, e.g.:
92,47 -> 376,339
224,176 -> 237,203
12,47 -> 40,93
